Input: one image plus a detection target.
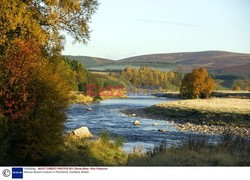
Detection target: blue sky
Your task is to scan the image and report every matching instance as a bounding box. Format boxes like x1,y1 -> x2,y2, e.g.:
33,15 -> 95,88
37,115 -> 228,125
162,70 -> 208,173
62,0 -> 250,60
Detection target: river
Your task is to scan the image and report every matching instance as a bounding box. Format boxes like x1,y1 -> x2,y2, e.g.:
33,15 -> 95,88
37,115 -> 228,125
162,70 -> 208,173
65,96 -> 219,152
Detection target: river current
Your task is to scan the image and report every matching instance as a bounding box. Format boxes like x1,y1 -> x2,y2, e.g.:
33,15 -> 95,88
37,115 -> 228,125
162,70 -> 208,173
66,96 -> 218,152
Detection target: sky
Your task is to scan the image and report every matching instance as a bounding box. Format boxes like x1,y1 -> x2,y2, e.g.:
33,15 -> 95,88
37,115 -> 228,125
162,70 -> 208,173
62,0 -> 250,60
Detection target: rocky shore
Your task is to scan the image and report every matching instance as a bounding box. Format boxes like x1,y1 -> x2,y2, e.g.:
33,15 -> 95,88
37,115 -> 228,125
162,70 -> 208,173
121,108 -> 250,138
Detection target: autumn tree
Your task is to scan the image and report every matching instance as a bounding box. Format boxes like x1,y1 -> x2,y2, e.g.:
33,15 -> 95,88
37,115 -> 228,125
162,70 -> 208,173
180,67 -> 215,99
0,0 -> 98,54
121,66 -> 182,90
0,40 -> 70,165
54,56 -> 98,92
0,0 -> 98,165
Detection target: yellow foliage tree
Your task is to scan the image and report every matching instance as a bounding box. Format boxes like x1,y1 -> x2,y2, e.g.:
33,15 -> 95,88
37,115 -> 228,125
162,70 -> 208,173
121,66 -> 183,90
180,67 -> 215,99
0,0 -> 98,53
0,39 -> 70,164
0,0 -> 98,165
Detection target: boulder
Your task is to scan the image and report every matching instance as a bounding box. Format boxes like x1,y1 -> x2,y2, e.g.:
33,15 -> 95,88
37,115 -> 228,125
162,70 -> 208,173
133,120 -> 141,125
69,126 -> 93,139
87,108 -> 93,111
131,114 -> 136,117
158,129 -> 167,133
152,123 -> 158,126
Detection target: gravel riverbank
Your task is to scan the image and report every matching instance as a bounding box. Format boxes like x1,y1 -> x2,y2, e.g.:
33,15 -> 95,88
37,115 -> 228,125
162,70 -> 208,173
121,107 -> 250,138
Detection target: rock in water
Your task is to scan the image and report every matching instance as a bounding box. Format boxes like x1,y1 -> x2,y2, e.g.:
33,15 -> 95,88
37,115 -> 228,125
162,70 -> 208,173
152,123 -> 158,126
131,114 -> 136,117
87,108 -> 93,111
69,126 -> 94,139
158,129 -> 167,133
133,120 -> 141,125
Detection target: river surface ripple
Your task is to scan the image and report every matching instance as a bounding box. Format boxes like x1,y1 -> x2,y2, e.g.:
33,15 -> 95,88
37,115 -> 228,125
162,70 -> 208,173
65,96 -> 219,152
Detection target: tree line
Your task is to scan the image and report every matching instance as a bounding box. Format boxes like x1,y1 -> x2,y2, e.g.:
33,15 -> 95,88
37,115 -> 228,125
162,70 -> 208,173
121,66 -> 183,90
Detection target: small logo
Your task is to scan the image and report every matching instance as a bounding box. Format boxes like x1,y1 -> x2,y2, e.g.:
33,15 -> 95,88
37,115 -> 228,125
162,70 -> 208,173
2,169 -> 11,177
12,168 -> 23,179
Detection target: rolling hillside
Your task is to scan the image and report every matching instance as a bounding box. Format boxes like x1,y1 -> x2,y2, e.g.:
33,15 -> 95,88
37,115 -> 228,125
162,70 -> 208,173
119,51 -> 250,74
65,55 -> 113,67
65,51 -> 250,74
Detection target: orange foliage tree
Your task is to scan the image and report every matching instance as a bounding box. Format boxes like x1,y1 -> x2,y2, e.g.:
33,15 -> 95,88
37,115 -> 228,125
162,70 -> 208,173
180,67 -> 215,99
0,40 -> 39,120
0,0 -> 98,165
0,39 -> 69,164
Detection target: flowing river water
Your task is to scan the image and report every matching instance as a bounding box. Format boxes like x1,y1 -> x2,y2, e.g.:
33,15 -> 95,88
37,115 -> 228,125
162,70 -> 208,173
65,96 -> 219,152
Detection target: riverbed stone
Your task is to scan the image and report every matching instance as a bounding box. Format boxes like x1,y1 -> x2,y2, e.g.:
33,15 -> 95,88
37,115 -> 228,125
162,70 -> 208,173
133,120 -> 141,125
158,129 -> 167,132
69,126 -> 94,139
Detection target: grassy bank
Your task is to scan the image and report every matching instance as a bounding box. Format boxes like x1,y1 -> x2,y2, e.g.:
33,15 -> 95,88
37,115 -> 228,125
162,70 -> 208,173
54,135 -> 250,166
122,98 -> 250,137
69,89 -> 127,104
156,90 -> 250,99
2,128 -> 249,166
52,133 -> 128,166
69,91 -> 94,104
212,90 -> 250,98
147,98 -> 250,128
128,135 -> 250,166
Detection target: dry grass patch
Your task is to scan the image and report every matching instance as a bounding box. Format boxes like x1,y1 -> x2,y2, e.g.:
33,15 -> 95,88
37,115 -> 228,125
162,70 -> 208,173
146,98 -> 250,127
156,98 -> 250,115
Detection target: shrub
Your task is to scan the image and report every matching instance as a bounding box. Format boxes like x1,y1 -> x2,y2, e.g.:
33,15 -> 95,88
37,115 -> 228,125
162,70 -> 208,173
232,85 -> 241,91
180,68 -> 215,99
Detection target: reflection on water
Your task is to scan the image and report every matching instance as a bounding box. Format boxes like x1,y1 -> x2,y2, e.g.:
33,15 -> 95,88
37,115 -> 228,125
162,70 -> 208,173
66,96 -> 219,152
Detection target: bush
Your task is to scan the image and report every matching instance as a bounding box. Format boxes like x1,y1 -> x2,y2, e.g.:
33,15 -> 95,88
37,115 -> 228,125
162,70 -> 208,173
232,85 -> 241,91
180,68 -> 215,99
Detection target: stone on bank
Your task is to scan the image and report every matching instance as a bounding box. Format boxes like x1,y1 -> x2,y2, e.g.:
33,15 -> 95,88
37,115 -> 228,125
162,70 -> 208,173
69,126 -> 94,139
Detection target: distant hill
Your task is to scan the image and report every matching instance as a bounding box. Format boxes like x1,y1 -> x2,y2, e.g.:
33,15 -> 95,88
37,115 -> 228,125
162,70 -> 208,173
119,51 -> 250,74
65,55 -> 113,67
65,51 -> 250,74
